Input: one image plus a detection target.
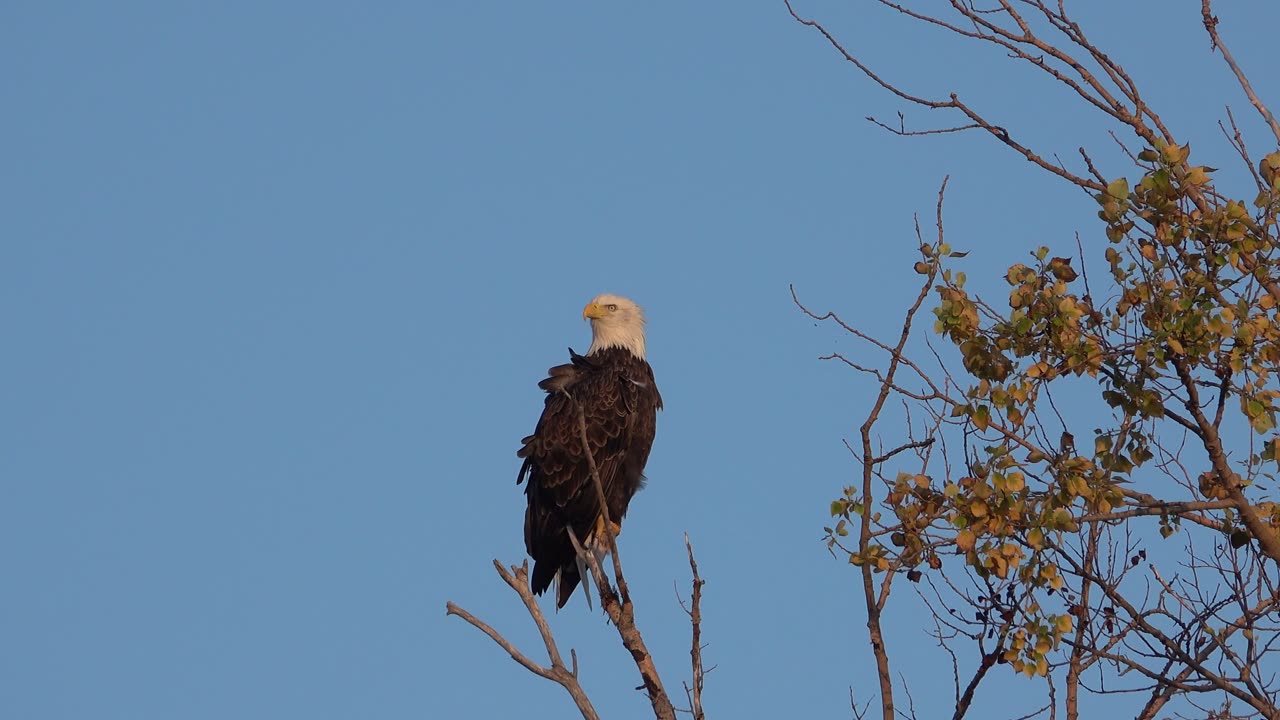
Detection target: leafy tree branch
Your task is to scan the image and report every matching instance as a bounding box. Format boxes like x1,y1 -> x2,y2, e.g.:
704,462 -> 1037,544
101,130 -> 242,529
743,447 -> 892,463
792,1 -> 1280,718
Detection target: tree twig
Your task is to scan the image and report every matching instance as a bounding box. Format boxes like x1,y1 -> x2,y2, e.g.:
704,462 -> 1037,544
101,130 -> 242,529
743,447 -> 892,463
677,533 -> 707,720
446,560 -> 600,720
1201,0 -> 1280,144
573,403 -> 678,720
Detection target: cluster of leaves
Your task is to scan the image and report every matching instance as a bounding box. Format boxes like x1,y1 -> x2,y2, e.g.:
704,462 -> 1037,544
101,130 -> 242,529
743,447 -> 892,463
826,143 -> 1280,687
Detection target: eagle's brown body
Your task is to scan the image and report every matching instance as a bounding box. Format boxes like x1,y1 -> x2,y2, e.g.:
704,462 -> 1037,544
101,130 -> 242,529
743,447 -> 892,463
518,340 -> 662,608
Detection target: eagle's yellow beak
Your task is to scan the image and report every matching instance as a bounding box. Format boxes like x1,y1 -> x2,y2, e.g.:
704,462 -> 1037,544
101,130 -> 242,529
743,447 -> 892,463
583,303 -> 607,320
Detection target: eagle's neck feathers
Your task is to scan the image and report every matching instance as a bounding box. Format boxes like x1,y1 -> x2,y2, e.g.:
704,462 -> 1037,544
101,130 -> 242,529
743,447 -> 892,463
587,325 -> 646,360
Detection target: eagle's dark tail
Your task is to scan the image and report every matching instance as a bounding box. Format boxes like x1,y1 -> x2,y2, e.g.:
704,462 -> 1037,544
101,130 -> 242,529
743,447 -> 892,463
555,562 -> 584,610
531,558 -> 583,610
531,546 -> 601,610
530,558 -> 558,597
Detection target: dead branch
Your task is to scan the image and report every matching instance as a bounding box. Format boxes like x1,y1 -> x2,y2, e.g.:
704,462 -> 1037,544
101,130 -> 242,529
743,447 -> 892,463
783,0 -> 1109,191
445,404 -> 687,720
1201,0 -> 1280,145
573,403 -> 677,720
677,533 -> 707,720
446,560 -> 599,720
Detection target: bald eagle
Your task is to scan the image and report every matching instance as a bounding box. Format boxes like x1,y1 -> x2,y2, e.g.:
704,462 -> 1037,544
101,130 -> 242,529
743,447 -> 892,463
517,294 -> 662,608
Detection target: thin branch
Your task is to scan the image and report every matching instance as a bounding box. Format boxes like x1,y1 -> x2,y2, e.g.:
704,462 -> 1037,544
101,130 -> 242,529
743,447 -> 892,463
783,1 -> 1104,191
573,403 -> 678,720
1219,106 -> 1265,193
678,534 -> 707,720
1076,499 -> 1237,525
867,111 -> 984,137
872,437 -> 937,466
1201,1 -> 1280,145
447,561 -> 600,720
575,403 -> 628,602
953,649 -> 1000,720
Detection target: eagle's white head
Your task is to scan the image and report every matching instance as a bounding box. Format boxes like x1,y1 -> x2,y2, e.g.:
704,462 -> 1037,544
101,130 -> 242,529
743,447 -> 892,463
583,293 -> 647,359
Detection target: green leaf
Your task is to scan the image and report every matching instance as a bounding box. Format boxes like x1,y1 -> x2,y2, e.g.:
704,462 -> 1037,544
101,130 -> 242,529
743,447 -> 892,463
1248,399 -> 1265,419
973,405 -> 991,431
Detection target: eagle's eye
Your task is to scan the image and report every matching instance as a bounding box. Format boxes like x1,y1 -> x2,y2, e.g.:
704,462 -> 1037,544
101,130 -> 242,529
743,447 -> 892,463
606,303 -> 618,311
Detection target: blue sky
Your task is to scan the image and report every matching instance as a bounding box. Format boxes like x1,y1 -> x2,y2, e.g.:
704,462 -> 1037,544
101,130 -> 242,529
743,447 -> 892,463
4,2 -> 1278,718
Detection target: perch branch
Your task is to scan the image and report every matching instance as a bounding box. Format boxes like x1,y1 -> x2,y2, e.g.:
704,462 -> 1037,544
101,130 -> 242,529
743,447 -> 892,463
446,560 -> 599,720
573,403 -> 678,720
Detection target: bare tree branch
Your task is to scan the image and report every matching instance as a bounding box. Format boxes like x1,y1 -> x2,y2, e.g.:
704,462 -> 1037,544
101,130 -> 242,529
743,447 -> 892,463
1201,0 -> 1280,144
446,404 -> 695,720
573,403 -> 678,720
447,561 -> 600,720
783,1 -> 1104,191
677,534 -> 707,720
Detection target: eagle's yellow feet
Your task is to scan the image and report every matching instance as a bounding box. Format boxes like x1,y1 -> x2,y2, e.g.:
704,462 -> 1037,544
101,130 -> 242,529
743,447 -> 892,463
592,515 -> 623,541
